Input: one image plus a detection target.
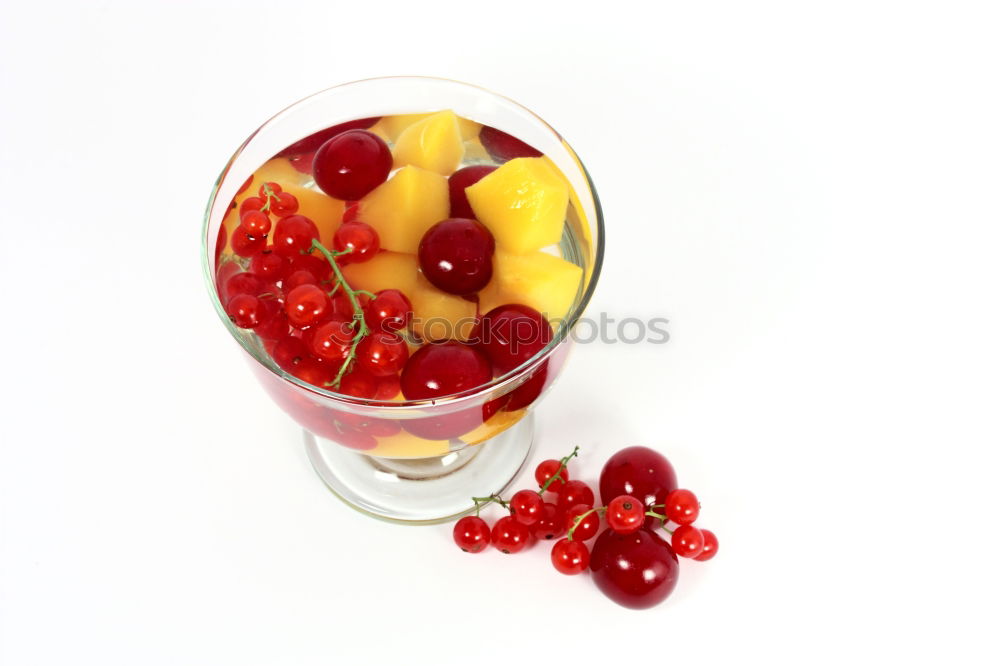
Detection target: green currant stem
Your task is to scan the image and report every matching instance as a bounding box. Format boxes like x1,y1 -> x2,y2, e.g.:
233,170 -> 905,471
644,509 -> 674,535
567,505 -> 605,541
310,238 -> 369,388
471,494 -> 509,516
260,182 -> 279,213
537,445 -> 580,495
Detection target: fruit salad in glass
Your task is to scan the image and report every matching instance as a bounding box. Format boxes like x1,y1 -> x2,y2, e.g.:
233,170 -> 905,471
202,78 -> 603,523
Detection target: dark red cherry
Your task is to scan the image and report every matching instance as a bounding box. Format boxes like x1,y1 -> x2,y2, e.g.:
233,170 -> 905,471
479,125 -> 542,162
312,130 -> 391,200
590,528 -> 680,610
448,165 -> 497,218
275,117 -> 380,158
475,304 -> 552,375
418,218 -> 495,295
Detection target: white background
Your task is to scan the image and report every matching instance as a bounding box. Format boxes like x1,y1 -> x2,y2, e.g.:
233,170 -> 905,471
2,1 -> 999,664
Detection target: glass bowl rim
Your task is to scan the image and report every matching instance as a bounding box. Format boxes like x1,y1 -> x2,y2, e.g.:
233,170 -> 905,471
201,75 -> 605,409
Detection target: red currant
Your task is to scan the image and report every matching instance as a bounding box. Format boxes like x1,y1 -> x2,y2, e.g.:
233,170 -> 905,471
475,304 -> 552,375
240,196 -> 265,215
479,125 -> 542,162
309,315 -> 355,361
250,249 -> 289,282
453,516 -> 491,553
557,480 -> 595,511
271,335 -> 308,372
224,271 -> 267,302
606,495 -> 645,534
535,459 -> 569,492
338,368 -> 379,399
313,130 -> 391,200
258,181 -> 282,199
365,289 -> 412,333
271,191 -> 299,216
531,503 -> 566,542
255,299 -> 290,341
288,253 -> 332,282
491,515 -> 530,554
291,356 -> 335,388
342,202 -> 360,223
448,165 -> 496,218
239,209 -> 272,236
237,174 -> 253,195
565,504 -> 599,541
375,374 -> 400,400
272,215 -> 319,258
418,218 -> 495,295
282,269 -> 319,292
671,524 -> 705,558
226,293 -> 266,328
231,229 -> 265,257
509,489 -> 544,526
663,489 -> 700,525
694,529 -> 718,561
356,332 -> 409,377
333,221 -> 380,263
285,284 -> 331,328
551,538 -> 589,575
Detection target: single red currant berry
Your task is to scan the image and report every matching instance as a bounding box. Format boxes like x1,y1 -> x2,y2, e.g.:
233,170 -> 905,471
255,299 -> 290,341
374,373 -> 400,400
240,196 -> 265,215
284,284 -> 331,328
288,253 -> 332,282
565,504 -> 600,541
239,210 -> 272,237
672,524 -> 705,558
250,249 -> 289,282
342,202 -> 360,223
231,229 -> 265,257
664,489 -> 700,525
510,489 -> 545,526
453,516 -> 491,553
272,215 -> 320,258
491,515 -> 530,554
557,480 -> 595,511
606,495 -> 646,534
694,529 -> 718,561
333,221 -> 380,264
356,332 -> 409,377
551,538 -> 590,575
365,289 -> 412,333
226,293 -> 265,328
535,459 -> 569,492
338,368 -> 379,399
259,181 -> 282,198
224,271 -> 266,301
271,191 -> 299,216
531,503 -> 566,542
309,315 -> 355,361
312,130 -> 392,200
290,356 -> 335,388
271,335 -> 308,372
282,269 -> 319,292
237,174 -> 253,195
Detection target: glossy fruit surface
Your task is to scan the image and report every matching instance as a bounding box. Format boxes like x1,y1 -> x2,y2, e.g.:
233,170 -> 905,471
338,369 -> 379,399
535,459 -> 569,492
606,495 -> 645,534
531,503 -> 566,542
226,294 -> 265,328
231,229 -> 265,257
250,250 -> 289,282
510,489 -> 544,526
284,284 -> 331,328
365,289 -> 412,333
333,221 -> 380,263
694,529 -> 719,561
551,538 -> 590,575
475,304 -> 552,375
418,218 -> 495,295
663,489 -> 700,525
491,515 -> 530,554
276,117 -> 380,157
312,129 -> 391,200
309,316 -> 354,361
453,516 -> 491,553
557,480 -> 595,511
479,125 -> 542,162
671,524 -> 705,558
272,215 -> 320,258
240,210 -> 271,236
599,446 -> 678,527
564,504 -> 599,541
590,528 -> 680,610
400,342 -> 492,400
448,165 -> 497,218
356,332 -> 409,377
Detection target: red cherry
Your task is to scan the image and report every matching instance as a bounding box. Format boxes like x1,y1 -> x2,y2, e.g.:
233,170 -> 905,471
453,516 -> 491,553
557,480 -> 595,511
448,165 -> 496,218
509,489 -> 544,526
672,524 -> 705,558
400,342 -> 492,399
694,529 -> 719,561
276,117 -> 381,158
531,503 -> 566,542
309,315 -> 355,361
365,289 -> 412,333
479,125 -> 542,162
250,249 -> 290,282
284,284 -> 331,328
418,218 -> 495,295
598,446 -> 678,529
240,210 -> 271,236
289,152 -> 315,174
535,458 -> 570,492
663,489 -> 700,525
356,332 -> 409,377
504,361 -> 549,410
272,215 -> 320,258
491,515 -> 530,554
333,221 -> 380,263
475,304 -> 552,375
551,538 -> 590,575
606,495 -> 645,534
565,504 -> 599,541
231,229 -> 265,257
313,130 -> 391,200
226,293 -> 265,328
590,528 -> 679,610
271,191 -> 299,216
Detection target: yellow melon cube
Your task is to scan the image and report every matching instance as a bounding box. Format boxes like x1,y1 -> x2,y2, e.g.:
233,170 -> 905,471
368,430 -> 450,459
465,157 -> 568,254
392,110 -> 465,175
376,112 -> 480,143
253,158 -> 309,187
410,274 -> 477,341
356,166 -> 449,254
342,252 -> 421,297
479,251 -> 583,323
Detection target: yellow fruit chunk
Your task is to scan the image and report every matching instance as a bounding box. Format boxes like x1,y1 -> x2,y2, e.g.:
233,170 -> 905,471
280,184 -> 344,252
393,110 -> 465,175
460,409 -> 526,447
342,252 -> 421,296
376,112 -> 480,142
356,166 -> 449,254
465,157 -> 569,254
410,274 -> 477,341
478,251 -> 583,323
368,430 -> 450,459
254,158 -> 309,187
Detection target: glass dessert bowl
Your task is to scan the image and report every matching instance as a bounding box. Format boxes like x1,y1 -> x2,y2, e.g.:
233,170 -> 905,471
202,77 -> 604,523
